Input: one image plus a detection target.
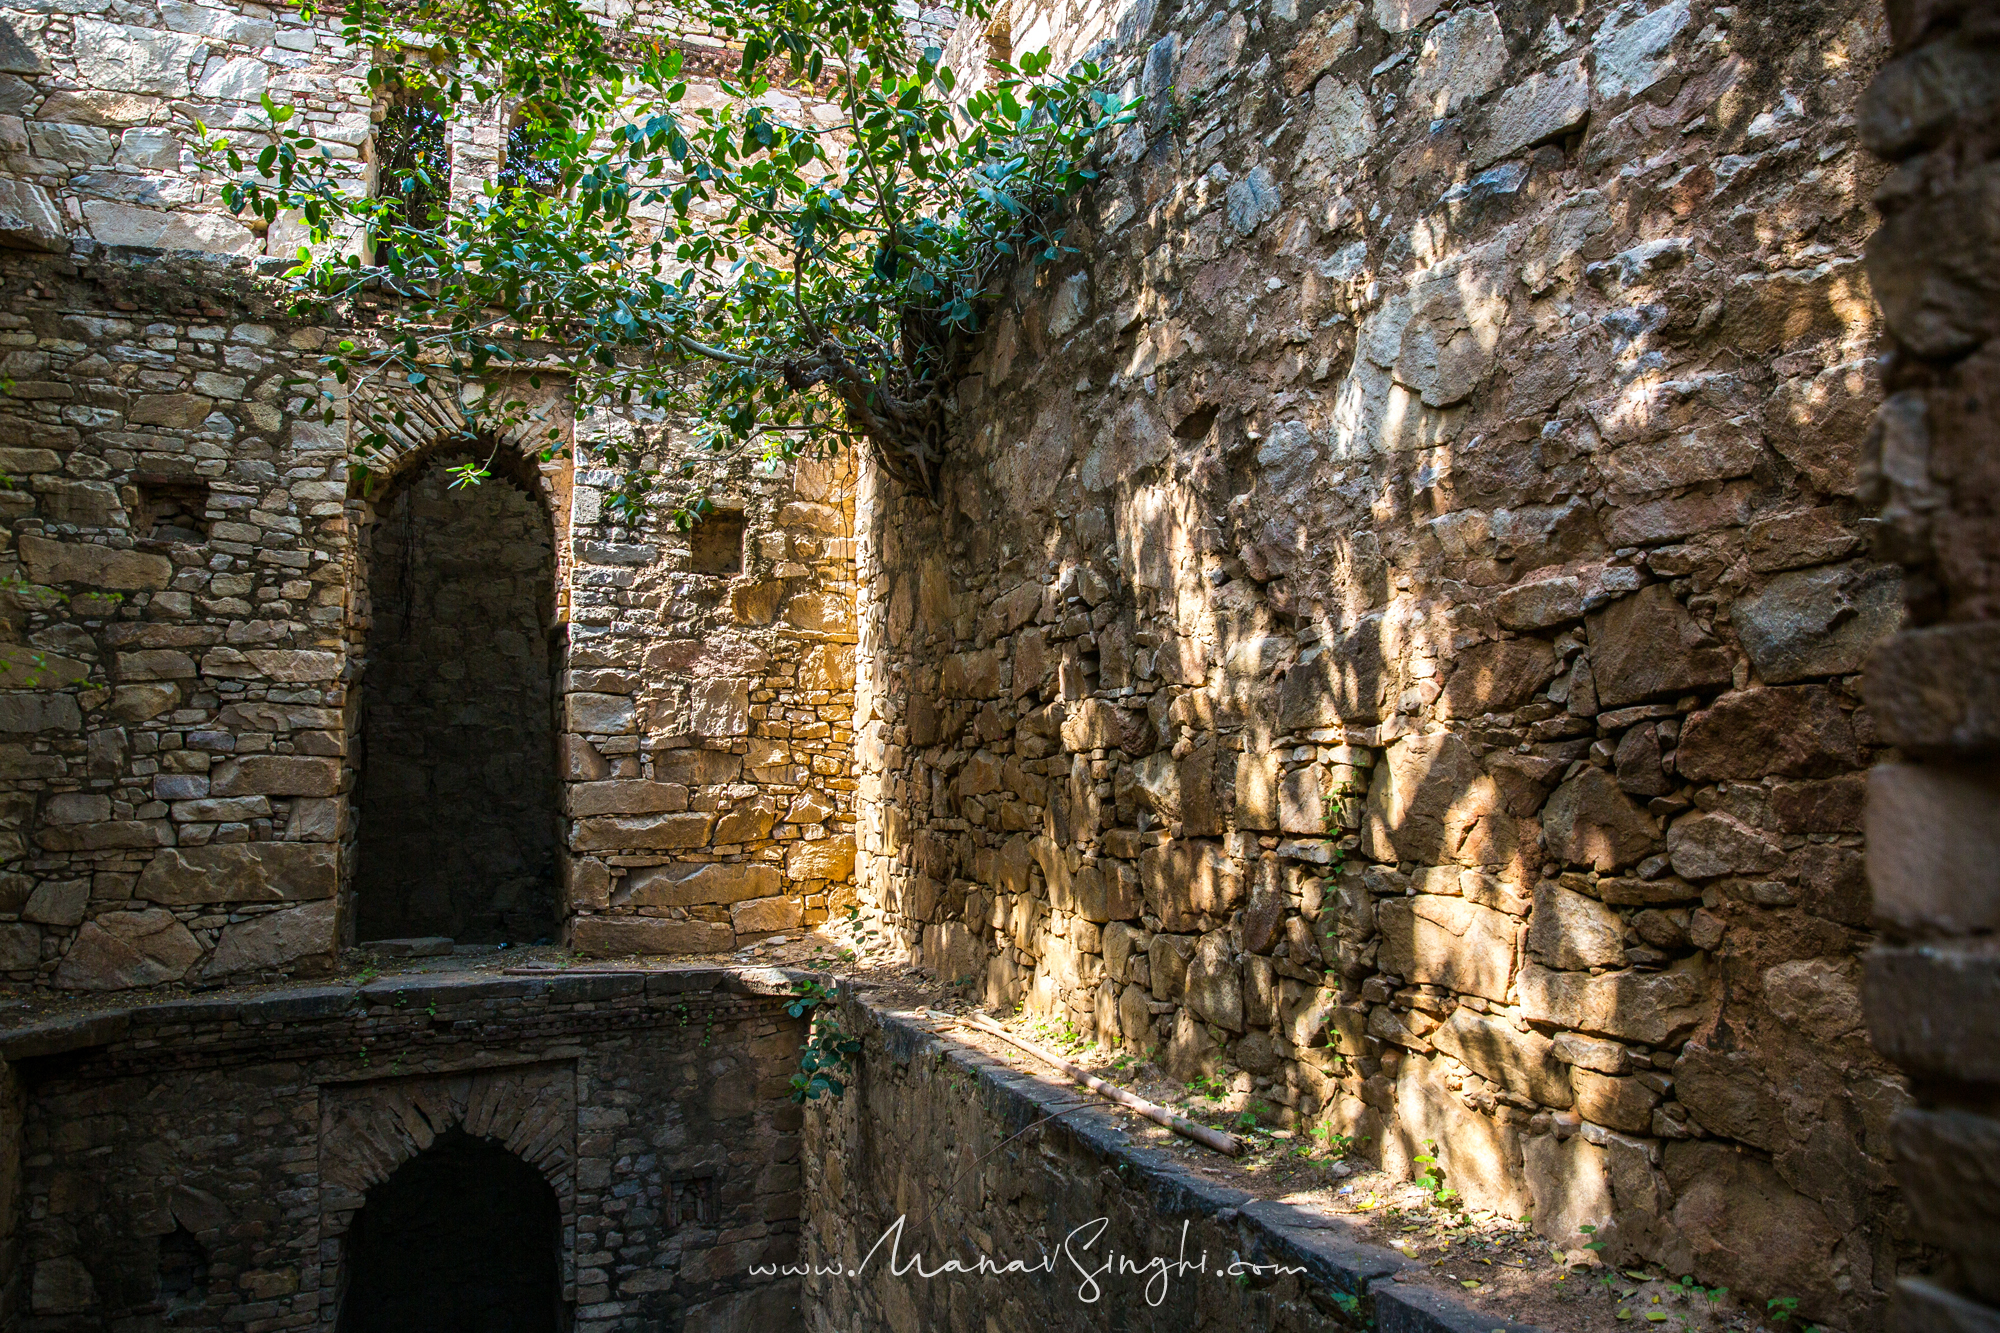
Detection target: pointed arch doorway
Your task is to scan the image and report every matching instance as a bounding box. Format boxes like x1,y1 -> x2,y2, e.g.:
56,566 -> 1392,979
336,1129 -> 564,1333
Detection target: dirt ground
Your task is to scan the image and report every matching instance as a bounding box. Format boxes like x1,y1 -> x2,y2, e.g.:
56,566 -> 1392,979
0,921 -> 1816,1333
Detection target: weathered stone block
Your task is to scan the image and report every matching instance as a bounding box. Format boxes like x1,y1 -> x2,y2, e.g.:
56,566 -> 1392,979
205,899 -> 337,976
1475,58 -> 1589,166
1184,931 -> 1243,1032
571,915 -> 734,955
787,836 -> 855,881
1866,940 -> 2000,1082
1523,1132 -> 1612,1252
1528,880 -> 1627,970
690,678 -> 752,736
1571,1069 -> 1660,1133
1233,749 -> 1280,830
138,843 -> 338,905
19,534 -> 173,589
52,909 -> 201,989
1376,895 -> 1519,1002
23,878 -> 86,927
731,895 -> 803,935
566,692 -> 637,733
0,920 -> 37,969
1867,761 -> 2000,936
0,691 -> 82,733
1666,810 -> 1784,880
1520,956 -> 1713,1044
1552,1030 -> 1629,1074
1735,563 -> 1902,684
35,819 -> 172,851
572,813 -> 715,851
1363,732 -> 1520,869
1437,637 -> 1559,718
1865,622 -> 2000,752
1432,1006 -> 1573,1106
568,780 -> 690,817
1676,686 -> 1860,781
624,862 -> 781,907
1542,767 -> 1660,872
1585,585 -> 1732,708
1138,838 -> 1243,932
1149,932 -> 1194,1001
210,755 -> 341,797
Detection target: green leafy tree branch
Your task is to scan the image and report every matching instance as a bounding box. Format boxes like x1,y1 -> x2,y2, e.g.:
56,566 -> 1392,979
202,0 -> 1137,516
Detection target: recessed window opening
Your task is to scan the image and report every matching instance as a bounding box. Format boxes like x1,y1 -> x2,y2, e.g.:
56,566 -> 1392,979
337,1130 -> 563,1333
137,479 -> 210,543
157,1225 -> 209,1323
499,110 -> 562,197
986,18 -> 1012,69
354,452 -> 558,944
690,508 -> 746,576
373,80 -> 451,266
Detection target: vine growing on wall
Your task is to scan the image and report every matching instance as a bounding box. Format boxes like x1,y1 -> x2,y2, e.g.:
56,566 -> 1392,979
200,0 -> 1137,516
788,978 -> 862,1101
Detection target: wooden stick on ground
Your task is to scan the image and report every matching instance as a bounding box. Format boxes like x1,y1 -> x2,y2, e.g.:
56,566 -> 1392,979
960,1013 -> 1243,1157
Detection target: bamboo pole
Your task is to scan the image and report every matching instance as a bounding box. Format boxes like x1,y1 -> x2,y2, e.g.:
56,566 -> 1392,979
959,1013 -> 1243,1157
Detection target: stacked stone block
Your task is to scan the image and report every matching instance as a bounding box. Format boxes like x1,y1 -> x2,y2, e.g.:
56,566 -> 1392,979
1854,0 -> 2000,1327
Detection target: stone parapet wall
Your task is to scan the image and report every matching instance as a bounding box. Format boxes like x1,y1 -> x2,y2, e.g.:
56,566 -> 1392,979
1852,0 -> 2000,1327
0,965 -> 808,1330
802,993 -> 1533,1333
854,0 -> 1913,1322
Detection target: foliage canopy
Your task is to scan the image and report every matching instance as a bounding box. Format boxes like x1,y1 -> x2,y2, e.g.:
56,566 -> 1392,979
207,0 -> 1137,516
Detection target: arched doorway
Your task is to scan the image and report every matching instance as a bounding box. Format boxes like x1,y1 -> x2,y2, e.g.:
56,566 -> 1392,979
337,1130 -> 564,1332
353,451 -> 559,943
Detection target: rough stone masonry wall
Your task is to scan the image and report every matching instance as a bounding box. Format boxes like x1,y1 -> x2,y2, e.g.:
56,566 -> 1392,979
1851,1 -> 2000,1328
0,967 -> 808,1330
856,0 -> 1913,1323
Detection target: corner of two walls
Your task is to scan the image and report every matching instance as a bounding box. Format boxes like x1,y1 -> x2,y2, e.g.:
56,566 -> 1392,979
854,0 -> 1908,1323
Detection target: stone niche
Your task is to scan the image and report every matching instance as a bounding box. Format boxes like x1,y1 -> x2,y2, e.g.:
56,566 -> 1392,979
1,970 -> 806,1330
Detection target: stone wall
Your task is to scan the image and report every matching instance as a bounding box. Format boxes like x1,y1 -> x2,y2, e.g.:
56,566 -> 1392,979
1852,1 -> 2000,1327
0,250 -> 858,982
0,966 -> 807,1330
352,459 -> 560,944
853,0 -> 1914,1321
802,993 -> 1532,1333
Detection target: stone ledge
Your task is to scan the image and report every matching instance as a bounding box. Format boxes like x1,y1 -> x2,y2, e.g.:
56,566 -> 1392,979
855,1000 -> 1545,1333
0,965 -> 802,1062
0,1010 -> 131,1061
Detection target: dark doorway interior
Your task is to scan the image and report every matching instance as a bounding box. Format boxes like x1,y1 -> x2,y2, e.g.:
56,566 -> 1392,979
354,456 -> 559,942
338,1130 -> 563,1333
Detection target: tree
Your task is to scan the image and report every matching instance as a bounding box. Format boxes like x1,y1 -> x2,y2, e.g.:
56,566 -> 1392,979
205,0 -> 1137,516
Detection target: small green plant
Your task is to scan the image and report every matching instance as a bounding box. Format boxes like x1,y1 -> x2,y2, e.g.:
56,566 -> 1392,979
1767,1296 -> 1800,1326
786,978 -> 861,1102
1186,1071 -> 1228,1099
1413,1139 -> 1460,1207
